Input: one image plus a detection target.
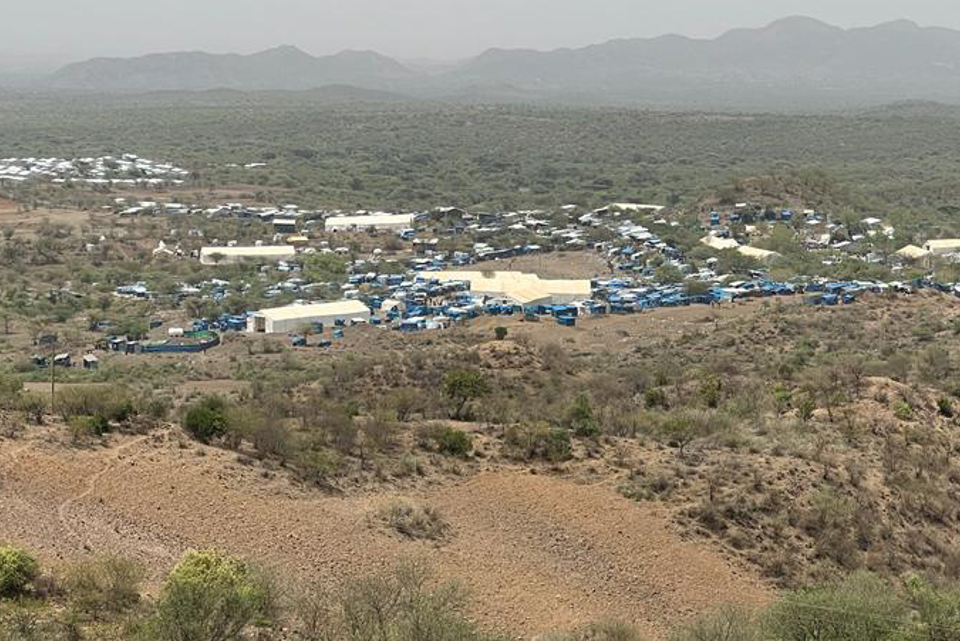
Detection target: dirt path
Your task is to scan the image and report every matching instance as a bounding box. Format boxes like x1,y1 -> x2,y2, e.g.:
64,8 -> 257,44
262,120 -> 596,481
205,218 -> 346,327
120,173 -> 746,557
56,436 -> 151,549
0,434 -> 771,639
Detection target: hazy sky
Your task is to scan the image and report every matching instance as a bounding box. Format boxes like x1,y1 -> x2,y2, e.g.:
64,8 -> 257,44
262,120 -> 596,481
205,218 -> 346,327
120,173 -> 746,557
2,0 -> 959,69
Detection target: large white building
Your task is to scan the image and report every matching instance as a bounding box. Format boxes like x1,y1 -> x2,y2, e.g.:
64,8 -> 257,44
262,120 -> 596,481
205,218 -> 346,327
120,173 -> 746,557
924,239 -> 960,256
424,271 -> 592,306
247,301 -> 371,334
324,213 -> 415,233
199,245 -> 296,265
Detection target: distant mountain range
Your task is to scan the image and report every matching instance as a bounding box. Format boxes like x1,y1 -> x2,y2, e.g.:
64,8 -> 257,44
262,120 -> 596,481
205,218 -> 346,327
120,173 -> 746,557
49,46 -> 413,92
36,17 -> 960,110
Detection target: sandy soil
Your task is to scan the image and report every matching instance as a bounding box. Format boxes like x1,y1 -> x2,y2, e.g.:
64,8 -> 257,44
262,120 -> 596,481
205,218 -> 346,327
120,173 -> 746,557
0,429 -> 770,639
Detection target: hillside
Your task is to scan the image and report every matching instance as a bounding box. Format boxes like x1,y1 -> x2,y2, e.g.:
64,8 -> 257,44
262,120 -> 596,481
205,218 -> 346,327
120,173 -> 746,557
0,425 -> 770,639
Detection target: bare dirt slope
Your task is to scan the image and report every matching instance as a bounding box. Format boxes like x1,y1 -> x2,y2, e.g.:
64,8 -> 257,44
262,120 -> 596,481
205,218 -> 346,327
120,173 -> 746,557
0,429 -> 770,639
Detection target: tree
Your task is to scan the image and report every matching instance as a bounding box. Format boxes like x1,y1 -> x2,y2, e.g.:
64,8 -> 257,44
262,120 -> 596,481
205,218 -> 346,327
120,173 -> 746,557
655,264 -> 684,284
442,370 -> 490,420
658,411 -> 717,459
0,545 -> 39,598
150,550 -> 274,641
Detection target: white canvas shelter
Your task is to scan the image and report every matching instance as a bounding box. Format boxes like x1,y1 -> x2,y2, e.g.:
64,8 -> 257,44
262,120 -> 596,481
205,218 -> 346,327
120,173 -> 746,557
737,246 -> 781,262
324,213 -> 415,232
701,236 -> 780,262
598,203 -> 665,213
701,235 -> 741,251
247,301 -> 371,334
199,245 -> 296,265
425,271 -> 591,305
896,244 -> 932,260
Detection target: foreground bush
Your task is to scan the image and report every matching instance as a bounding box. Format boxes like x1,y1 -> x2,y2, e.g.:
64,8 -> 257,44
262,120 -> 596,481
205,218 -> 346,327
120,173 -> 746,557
0,545 -> 39,598
296,559 -> 507,641
148,550 -> 274,641
62,556 -> 142,619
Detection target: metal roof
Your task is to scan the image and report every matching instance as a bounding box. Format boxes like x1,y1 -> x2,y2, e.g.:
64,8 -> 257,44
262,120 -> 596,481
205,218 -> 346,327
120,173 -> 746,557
254,300 -> 370,322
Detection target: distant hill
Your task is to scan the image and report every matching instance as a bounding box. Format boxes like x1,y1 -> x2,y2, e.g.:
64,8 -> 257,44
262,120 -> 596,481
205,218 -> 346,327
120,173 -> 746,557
49,46 -> 415,92
41,18 -> 960,110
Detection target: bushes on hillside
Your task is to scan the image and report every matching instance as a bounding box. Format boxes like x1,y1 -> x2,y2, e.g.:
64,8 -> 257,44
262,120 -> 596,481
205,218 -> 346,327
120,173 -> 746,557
182,396 -> 230,443
57,386 -> 135,426
0,545 -> 39,598
418,424 -> 473,457
566,393 -> 600,438
378,501 -> 451,541
503,423 -> 572,462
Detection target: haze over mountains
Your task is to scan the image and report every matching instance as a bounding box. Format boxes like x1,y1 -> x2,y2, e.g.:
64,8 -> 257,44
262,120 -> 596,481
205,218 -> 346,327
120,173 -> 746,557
38,17 -> 960,110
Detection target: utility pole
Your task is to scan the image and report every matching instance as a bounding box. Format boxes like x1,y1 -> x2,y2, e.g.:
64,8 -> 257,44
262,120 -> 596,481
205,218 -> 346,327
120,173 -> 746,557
38,332 -> 59,414
50,347 -> 56,414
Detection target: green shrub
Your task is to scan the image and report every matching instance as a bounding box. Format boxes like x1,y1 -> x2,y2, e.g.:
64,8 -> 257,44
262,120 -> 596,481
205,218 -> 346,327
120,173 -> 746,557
149,550 -> 274,641
57,386 -> 134,425
295,448 -> 344,483
419,425 -> 473,457
183,396 -> 229,443
567,393 -> 600,438
494,326 -> 508,341
892,400 -> 913,421
504,423 -> 571,462
766,571 -> 907,641
69,415 -> 109,443
0,545 -> 39,598
644,388 -> 668,409
937,396 -> 954,418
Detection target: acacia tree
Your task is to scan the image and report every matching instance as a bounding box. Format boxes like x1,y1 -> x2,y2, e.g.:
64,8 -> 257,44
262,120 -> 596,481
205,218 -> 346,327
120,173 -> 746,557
442,370 -> 490,421
659,410 -> 717,459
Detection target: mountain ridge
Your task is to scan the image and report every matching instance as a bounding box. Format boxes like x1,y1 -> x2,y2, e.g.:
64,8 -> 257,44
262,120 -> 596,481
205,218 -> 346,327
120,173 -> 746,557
40,17 -> 960,110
